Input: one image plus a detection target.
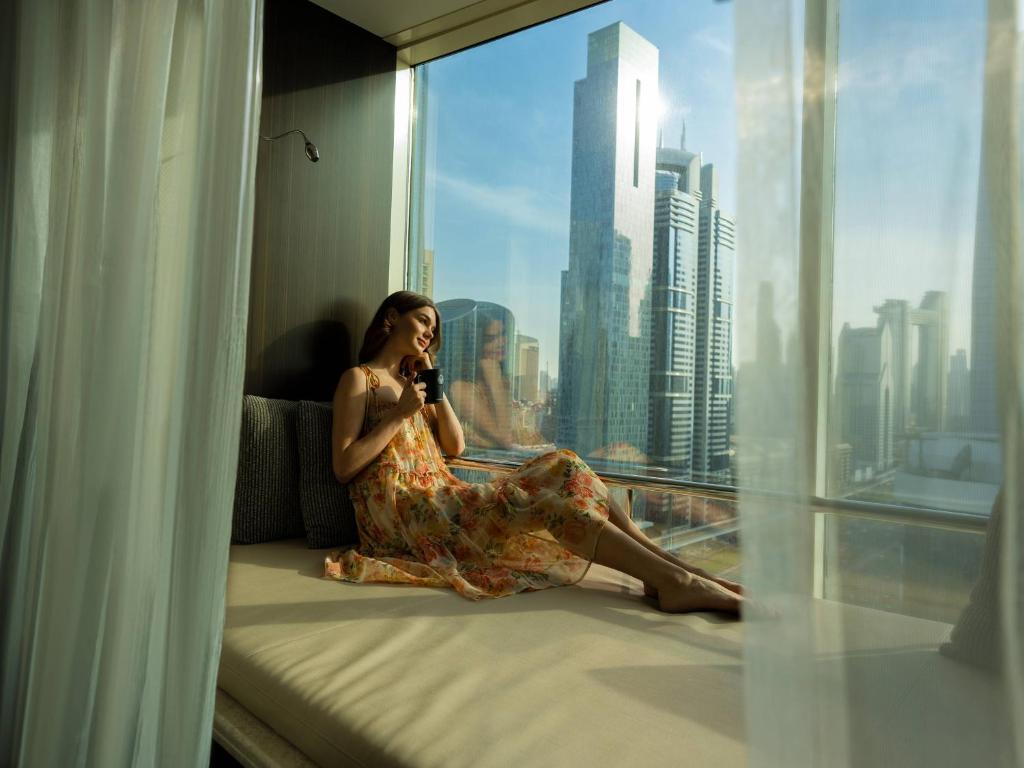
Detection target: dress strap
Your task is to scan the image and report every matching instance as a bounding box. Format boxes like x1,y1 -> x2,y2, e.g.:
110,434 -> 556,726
359,365 -> 380,435
359,364 -> 380,391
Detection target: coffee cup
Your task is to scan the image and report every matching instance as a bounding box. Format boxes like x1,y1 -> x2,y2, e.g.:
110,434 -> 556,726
414,367 -> 444,404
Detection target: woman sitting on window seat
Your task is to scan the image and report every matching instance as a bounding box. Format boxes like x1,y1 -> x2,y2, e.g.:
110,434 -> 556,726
325,291 -> 744,614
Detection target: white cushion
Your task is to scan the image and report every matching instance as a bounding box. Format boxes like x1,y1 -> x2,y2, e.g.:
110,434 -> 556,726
219,539 -> 1007,768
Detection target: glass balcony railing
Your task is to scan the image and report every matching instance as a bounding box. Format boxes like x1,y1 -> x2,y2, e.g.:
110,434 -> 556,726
447,454 -> 988,624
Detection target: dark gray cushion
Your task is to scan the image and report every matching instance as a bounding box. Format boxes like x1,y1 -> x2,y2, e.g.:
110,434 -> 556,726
232,395 -> 305,544
295,400 -> 358,548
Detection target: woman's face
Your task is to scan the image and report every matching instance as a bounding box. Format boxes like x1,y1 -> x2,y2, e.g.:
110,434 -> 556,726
388,305 -> 437,357
482,319 -> 505,361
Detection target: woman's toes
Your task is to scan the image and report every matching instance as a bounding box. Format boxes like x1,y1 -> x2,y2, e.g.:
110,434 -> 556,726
715,577 -> 744,596
656,574 -> 741,615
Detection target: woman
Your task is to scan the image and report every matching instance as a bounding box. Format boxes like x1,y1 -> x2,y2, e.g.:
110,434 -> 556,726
325,291 -> 743,614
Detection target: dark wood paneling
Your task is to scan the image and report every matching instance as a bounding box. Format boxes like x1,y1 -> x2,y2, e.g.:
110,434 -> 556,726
245,0 -> 396,401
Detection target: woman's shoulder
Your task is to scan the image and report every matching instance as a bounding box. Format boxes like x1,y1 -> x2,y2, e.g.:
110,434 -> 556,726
336,365 -> 370,395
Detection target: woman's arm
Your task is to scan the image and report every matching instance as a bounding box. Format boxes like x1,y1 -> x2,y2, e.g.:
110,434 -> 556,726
427,394 -> 465,457
403,352 -> 465,457
332,368 -> 421,483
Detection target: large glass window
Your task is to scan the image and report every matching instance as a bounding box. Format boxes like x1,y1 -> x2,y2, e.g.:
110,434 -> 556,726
826,0 -> 999,518
409,0 -> 997,601
409,0 -> 738,495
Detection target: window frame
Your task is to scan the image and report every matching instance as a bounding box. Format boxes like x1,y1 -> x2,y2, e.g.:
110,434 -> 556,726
396,0 -> 990,548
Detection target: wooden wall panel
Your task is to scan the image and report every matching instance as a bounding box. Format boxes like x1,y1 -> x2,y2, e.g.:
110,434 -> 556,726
245,0 -> 397,401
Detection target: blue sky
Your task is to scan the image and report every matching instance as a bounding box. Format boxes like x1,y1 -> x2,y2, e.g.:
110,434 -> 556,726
417,0 -> 988,375
831,0 -> 986,358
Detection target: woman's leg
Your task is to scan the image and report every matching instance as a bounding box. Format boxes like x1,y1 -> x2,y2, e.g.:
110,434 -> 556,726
562,521 -> 741,614
603,495 -> 743,596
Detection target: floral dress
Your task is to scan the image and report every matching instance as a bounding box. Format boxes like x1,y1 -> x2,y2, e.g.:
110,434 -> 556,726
324,366 -> 611,599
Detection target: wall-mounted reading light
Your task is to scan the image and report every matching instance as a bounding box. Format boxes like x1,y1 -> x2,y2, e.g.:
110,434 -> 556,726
260,129 -> 320,162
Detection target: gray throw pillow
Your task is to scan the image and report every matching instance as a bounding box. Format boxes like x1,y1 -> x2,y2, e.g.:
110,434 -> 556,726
295,400 -> 359,549
232,395 -> 305,544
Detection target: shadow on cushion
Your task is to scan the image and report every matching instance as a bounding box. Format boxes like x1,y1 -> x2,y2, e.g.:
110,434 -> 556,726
296,400 -> 359,548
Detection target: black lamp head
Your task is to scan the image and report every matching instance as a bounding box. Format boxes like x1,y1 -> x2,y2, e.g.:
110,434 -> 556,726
261,129 -> 319,163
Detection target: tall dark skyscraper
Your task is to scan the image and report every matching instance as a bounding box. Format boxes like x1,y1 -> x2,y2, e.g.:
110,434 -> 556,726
558,22 -> 659,461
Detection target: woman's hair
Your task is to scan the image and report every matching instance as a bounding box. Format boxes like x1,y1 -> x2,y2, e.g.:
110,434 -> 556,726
358,291 -> 442,364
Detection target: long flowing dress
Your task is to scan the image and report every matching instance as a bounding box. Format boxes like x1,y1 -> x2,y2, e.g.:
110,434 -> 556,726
324,366 -> 611,599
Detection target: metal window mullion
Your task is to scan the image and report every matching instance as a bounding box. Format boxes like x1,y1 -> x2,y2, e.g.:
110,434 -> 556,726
799,0 -> 840,500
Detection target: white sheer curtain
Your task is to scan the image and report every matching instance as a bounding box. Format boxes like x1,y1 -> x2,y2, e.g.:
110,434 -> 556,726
0,0 -> 262,765
736,0 -> 1023,764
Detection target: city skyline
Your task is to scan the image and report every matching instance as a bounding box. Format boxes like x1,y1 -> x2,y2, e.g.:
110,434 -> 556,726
414,0 -> 995,501
429,21 -> 740,481
419,0 -> 986,376
418,1 -> 738,376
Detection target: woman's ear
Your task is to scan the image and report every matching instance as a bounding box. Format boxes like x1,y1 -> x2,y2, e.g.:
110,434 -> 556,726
385,308 -> 399,325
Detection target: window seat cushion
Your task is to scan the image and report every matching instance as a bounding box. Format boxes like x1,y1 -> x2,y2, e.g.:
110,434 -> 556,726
217,539 -> 1007,768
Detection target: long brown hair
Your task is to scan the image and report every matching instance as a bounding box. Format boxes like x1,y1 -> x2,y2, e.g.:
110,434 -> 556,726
358,291 -> 443,364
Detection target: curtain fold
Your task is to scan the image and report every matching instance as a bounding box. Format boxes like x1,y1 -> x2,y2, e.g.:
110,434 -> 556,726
0,0 -> 263,765
983,1 -> 1024,758
736,0 -> 1023,765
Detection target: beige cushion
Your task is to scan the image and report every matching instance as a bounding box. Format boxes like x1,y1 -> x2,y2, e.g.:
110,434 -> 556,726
219,540 -> 1009,768
219,539 -> 747,768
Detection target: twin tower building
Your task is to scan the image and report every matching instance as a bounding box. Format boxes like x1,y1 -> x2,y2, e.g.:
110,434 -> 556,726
557,22 -> 736,481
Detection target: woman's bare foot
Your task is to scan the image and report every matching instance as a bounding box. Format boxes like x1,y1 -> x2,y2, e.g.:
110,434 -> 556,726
644,571 -> 741,598
707,574 -> 743,596
635,541 -> 743,597
655,572 -> 742,615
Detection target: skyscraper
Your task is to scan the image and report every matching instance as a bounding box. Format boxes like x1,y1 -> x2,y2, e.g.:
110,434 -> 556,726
692,163 -> 736,480
874,291 -> 949,434
558,22 -> 659,461
946,348 -> 970,432
647,143 -> 701,474
911,291 -> 949,431
514,334 -> 540,402
873,299 -> 913,434
835,321 -> 895,472
419,249 -> 435,298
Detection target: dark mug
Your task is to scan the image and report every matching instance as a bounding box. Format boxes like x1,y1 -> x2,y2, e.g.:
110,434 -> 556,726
414,367 -> 445,404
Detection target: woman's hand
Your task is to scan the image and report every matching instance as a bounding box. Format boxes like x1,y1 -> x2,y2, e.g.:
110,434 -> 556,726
401,352 -> 433,376
397,376 -> 427,419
